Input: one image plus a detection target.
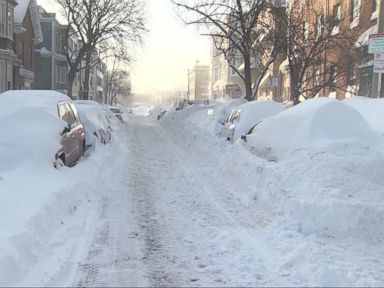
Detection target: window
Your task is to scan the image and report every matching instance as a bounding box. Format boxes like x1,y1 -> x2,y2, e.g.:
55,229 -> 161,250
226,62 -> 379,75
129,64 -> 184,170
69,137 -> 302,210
213,65 -> 219,82
333,3 -> 341,24
329,64 -> 338,92
18,42 -> 23,57
303,22 -> 309,41
351,0 -> 360,20
0,3 -> 5,35
348,63 -> 356,85
59,103 -> 76,126
315,14 -> 322,39
7,5 -> 13,38
60,66 -> 67,84
0,60 -> 5,92
373,0 -> 377,13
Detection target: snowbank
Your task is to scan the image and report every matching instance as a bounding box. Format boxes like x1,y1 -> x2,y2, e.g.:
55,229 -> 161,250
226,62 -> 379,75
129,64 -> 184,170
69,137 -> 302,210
344,96 -> 384,135
246,98 -> 376,160
161,99 -> 384,286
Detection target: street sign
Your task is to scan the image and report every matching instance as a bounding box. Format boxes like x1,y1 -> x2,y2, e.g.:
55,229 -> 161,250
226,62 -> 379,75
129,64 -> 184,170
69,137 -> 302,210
369,33 -> 384,54
373,53 -> 384,73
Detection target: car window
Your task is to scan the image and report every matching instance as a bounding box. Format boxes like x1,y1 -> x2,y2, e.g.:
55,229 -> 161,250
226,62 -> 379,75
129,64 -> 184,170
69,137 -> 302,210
69,103 -> 80,123
68,103 -> 80,124
58,103 -> 66,120
65,103 -> 77,126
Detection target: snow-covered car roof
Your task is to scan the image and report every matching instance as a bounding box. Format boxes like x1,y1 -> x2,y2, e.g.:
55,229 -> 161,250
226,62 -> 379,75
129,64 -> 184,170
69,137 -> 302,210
230,100 -> 284,142
246,98 -> 375,159
75,101 -> 111,132
343,96 -> 384,135
0,90 -> 71,119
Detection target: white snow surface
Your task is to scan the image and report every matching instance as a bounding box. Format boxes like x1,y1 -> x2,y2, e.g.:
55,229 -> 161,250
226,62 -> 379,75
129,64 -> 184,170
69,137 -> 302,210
245,97 -> 376,160
1,97 -> 384,286
344,96 -> 384,135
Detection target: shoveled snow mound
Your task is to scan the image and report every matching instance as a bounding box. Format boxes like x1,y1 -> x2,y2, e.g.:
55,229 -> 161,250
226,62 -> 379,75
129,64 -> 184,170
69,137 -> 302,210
246,98 -> 375,159
161,100 -> 384,286
344,96 -> 384,135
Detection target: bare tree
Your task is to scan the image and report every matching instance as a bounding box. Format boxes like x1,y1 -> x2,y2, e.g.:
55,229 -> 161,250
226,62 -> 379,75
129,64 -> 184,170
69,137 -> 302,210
284,0 -> 361,104
172,0 -> 284,101
105,59 -> 131,105
58,0 -> 146,99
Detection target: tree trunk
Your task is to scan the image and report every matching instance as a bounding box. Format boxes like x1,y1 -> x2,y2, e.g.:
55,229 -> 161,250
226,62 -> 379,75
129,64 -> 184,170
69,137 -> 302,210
290,72 -> 300,105
82,50 -> 92,100
243,55 -> 253,101
67,67 -> 77,99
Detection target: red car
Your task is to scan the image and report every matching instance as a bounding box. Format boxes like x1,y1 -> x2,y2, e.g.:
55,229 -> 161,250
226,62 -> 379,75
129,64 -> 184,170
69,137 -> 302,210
0,90 -> 86,168
56,101 -> 86,167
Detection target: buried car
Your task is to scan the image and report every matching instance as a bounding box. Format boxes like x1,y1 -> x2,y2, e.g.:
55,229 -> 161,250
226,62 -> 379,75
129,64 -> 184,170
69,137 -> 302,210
75,100 -> 112,148
243,97 -> 376,160
220,100 -> 284,143
0,90 -> 85,169
109,106 -> 124,123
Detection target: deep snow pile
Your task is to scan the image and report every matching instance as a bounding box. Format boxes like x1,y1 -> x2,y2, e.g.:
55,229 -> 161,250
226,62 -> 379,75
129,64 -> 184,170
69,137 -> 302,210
162,99 -> 384,286
0,91 -> 124,286
246,97 -> 377,160
344,96 -> 384,135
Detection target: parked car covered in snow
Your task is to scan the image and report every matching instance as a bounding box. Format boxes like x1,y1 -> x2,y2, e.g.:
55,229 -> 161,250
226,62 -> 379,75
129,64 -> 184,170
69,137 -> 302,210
244,98 -> 376,160
109,106 -> 124,123
0,90 -> 86,168
74,100 -> 112,149
220,100 -> 284,143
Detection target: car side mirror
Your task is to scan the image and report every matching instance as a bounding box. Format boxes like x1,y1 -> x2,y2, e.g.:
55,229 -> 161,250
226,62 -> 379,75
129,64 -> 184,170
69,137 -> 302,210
241,135 -> 247,142
62,125 -> 71,135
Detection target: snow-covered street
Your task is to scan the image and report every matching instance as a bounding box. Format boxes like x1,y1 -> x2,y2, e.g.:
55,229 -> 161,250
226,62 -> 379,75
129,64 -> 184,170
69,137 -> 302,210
73,117 -> 276,286
3,104 -> 384,286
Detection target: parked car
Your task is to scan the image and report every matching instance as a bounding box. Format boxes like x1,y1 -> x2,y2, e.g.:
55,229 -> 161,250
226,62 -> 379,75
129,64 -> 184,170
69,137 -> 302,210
220,100 -> 284,143
74,100 -> 112,149
244,98 -> 376,160
0,90 -> 86,168
109,106 -> 124,123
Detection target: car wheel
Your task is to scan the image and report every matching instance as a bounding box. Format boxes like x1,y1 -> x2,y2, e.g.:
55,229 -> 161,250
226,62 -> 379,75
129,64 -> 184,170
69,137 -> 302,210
81,141 -> 86,156
54,155 -> 65,169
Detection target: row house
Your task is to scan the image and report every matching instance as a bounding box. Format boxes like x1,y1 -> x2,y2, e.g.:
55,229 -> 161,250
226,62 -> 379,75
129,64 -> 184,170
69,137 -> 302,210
35,7 -> 80,96
188,62 -> 210,102
210,0 -> 381,102
270,0 -> 380,101
0,0 -> 16,93
0,4 -> 107,102
77,48 -> 107,103
210,41 -> 244,100
14,0 -> 43,89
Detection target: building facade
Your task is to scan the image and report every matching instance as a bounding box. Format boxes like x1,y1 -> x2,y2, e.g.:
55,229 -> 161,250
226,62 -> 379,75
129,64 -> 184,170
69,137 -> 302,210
210,44 -> 244,100
188,63 -> 210,102
35,7 -> 69,93
0,0 -> 16,93
13,0 -> 43,90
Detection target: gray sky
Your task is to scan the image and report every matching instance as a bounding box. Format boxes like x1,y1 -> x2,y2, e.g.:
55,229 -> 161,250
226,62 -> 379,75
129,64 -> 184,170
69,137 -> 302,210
36,0 -> 211,95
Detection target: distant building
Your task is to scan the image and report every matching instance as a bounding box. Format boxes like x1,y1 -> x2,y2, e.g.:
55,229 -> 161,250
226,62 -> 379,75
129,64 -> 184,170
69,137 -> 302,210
0,0 -> 17,93
35,7 -> 69,93
210,42 -> 244,100
13,0 -> 43,90
188,63 -> 210,102
78,48 -> 107,103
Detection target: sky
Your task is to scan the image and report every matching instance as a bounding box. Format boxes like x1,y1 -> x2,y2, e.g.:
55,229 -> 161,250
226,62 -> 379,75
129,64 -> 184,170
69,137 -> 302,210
35,0 -> 211,95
